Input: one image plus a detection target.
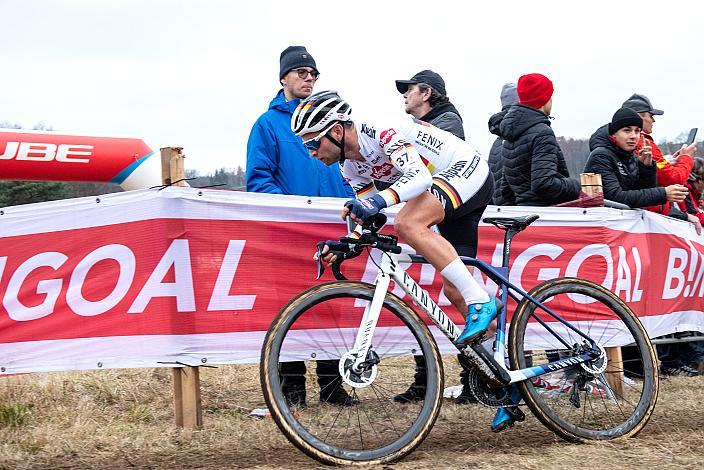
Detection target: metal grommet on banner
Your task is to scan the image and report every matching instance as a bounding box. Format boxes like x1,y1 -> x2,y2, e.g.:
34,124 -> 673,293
307,199 -> 312,204
0,210 -> 3,215
200,358 -> 207,364
96,198 -> 101,204
198,191 -> 203,196
583,210 -> 587,215
1,367 -> 5,372
97,362 -> 103,367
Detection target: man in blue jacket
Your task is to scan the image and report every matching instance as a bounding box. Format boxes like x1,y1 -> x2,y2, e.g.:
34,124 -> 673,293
246,46 -> 356,408
246,46 -> 353,197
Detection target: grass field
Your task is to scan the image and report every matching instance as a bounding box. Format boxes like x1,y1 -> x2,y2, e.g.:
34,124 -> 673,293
0,358 -> 702,469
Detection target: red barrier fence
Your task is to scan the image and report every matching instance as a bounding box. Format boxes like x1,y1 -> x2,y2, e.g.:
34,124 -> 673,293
0,188 -> 702,374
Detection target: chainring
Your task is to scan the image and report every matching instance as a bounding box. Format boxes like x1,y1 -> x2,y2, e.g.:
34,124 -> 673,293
467,366 -> 513,407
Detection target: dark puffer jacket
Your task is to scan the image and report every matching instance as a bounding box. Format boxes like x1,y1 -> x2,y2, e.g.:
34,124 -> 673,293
498,105 -> 580,206
488,108 -> 508,205
583,124 -> 666,208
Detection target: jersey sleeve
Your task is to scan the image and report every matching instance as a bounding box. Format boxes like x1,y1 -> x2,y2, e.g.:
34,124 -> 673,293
342,161 -> 378,198
375,127 -> 432,206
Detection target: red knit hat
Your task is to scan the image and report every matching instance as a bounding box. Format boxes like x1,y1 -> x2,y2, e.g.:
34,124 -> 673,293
517,73 -> 554,109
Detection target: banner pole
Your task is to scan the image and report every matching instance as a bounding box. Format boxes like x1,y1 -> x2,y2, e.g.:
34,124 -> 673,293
160,146 -> 202,429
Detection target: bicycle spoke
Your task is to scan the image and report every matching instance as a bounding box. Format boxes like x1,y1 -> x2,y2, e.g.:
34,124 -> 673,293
511,279 -> 658,441
264,282 -> 443,463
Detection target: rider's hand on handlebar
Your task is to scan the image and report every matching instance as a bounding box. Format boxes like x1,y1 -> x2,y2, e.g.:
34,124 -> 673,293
313,243 -> 339,266
343,195 -> 387,225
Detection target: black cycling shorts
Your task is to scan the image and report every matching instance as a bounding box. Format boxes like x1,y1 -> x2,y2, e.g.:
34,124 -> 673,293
430,172 -> 494,258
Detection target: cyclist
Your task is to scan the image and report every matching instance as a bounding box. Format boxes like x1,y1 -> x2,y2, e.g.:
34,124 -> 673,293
291,90 -> 521,432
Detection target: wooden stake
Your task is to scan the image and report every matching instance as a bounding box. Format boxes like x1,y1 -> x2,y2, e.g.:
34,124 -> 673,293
605,347 -> 625,398
580,173 -> 603,197
172,367 -> 202,428
160,147 -> 202,429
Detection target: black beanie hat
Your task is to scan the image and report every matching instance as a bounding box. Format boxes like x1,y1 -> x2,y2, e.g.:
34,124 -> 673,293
609,107 -> 643,134
279,46 -> 318,80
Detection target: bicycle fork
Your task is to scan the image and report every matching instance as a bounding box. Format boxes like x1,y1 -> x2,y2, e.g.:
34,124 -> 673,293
341,269 -> 391,385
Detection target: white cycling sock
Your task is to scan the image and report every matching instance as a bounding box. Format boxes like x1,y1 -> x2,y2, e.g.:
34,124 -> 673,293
440,257 -> 490,306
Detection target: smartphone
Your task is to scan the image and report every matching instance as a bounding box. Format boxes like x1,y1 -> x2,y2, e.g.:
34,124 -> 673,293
686,128 -> 698,145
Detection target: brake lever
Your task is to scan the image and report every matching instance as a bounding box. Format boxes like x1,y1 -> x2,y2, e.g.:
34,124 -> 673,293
331,256 -> 347,281
315,242 -> 326,280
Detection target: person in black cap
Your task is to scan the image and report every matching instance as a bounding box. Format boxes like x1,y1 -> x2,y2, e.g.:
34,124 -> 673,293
621,93 -> 698,219
247,45 -> 352,197
246,47 -> 356,407
395,70 -> 465,139
584,107 -> 688,209
393,70 -> 470,405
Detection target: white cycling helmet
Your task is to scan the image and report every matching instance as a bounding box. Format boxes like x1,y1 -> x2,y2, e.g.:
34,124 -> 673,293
291,90 -> 352,136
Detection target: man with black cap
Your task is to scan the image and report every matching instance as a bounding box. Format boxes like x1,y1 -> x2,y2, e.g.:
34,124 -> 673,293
246,45 -> 353,198
584,107 -> 688,208
393,71 -> 470,405
395,70 -> 465,139
246,46 -> 356,407
621,93 -> 698,219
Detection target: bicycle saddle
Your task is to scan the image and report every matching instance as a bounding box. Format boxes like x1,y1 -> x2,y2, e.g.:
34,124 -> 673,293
482,214 -> 539,232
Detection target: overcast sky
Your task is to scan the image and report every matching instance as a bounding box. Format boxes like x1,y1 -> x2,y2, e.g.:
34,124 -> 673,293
1,0 -> 702,174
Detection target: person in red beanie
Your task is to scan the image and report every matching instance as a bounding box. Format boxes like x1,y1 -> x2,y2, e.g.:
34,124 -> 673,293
497,73 -> 581,206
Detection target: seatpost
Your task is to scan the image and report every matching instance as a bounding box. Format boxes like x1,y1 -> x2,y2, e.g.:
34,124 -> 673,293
501,229 -> 519,268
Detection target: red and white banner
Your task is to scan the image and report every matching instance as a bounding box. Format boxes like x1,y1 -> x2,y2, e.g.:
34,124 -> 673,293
0,188 -> 702,374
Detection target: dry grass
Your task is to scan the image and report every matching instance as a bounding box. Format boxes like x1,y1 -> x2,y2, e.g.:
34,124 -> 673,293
0,358 -> 702,469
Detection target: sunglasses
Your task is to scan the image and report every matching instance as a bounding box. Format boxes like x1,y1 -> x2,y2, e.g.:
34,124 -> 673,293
292,68 -> 320,80
302,125 -> 335,154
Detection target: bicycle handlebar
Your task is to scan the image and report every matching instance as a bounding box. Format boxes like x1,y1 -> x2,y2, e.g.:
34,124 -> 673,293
316,213 -> 400,280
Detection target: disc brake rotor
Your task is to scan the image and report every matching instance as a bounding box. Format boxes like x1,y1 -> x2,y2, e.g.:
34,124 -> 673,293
339,350 -> 378,388
580,344 -> 608,374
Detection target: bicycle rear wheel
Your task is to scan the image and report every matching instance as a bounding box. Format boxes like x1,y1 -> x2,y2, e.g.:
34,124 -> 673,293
508,277 -> 658,442
260,281 -> 444,465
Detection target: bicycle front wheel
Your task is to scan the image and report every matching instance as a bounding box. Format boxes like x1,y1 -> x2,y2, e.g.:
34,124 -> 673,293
260,281 -> 444,466
508,277 -> 659,442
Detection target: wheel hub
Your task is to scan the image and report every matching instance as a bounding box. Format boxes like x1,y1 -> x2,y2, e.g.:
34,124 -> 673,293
339,350 -> 378,388
580,344 -> 608,374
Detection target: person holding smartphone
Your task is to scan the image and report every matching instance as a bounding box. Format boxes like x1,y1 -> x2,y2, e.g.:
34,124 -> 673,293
621,94 -> 698,226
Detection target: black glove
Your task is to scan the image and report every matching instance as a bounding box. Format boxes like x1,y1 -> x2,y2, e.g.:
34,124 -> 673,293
344,194 -> 387,223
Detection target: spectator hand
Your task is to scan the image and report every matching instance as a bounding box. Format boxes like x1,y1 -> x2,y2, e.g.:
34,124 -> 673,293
680,143 -> 698,158
665,184 -> 688,203
638,144 -> 653,165
687,213 -> 703,235
342,195 -> 387,225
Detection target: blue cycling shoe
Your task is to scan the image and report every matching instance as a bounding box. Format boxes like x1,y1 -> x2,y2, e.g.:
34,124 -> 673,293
491,385 -> 525,433
455,295 -> 503,346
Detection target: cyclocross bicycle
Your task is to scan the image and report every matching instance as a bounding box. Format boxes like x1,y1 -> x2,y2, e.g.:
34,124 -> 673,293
260,214 -> 659,465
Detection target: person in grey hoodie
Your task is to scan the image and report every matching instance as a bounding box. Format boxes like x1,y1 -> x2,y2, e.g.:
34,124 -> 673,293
395,70 -> 465,139
488,83 -> 518,205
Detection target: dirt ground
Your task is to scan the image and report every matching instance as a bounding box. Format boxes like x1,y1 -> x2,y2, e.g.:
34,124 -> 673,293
0,359 -> 702,470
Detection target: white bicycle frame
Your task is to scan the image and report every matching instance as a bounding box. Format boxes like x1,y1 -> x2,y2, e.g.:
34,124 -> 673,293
345,249 -> 527,385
